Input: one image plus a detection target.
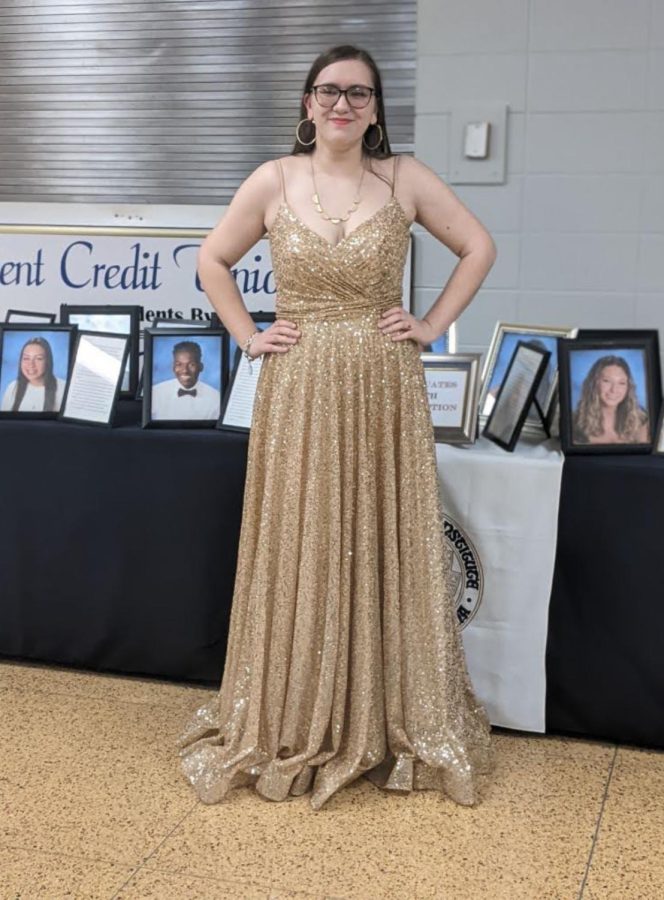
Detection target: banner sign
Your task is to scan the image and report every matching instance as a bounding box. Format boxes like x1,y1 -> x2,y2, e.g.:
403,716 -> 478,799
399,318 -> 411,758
0,225 -> 412,322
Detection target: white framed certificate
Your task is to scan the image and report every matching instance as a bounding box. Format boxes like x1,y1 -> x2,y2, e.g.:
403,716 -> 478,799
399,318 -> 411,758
217,350 -> 264,432
483,341 -> 550,451
59,331 -> 129,426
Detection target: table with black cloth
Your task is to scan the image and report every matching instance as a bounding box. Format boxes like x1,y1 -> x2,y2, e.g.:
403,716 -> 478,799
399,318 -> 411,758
1,402 -> 663,750
546,453 -> 664,749
0,401 -> 249,683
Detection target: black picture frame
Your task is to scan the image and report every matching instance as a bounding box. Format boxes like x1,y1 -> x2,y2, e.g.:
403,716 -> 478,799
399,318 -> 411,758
483,340 -> 551,452
558,332 -> 662,455
144,319 -> 229,393
5,309 -> 57,325
59,304 -> 142,399
58,330 -> 130,428
142,327 -> 225,429
0,323 -> 75,419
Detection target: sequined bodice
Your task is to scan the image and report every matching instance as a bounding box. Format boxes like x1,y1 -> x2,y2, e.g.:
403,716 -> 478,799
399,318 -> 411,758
268,196 -> 411,322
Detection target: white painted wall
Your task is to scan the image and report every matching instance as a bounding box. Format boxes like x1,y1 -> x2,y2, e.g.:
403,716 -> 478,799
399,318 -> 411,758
414,0 -> 664,358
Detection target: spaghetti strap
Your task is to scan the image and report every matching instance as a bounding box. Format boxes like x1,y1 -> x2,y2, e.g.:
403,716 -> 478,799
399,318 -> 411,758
391,155 -> 399,197
276,158 -> 287,204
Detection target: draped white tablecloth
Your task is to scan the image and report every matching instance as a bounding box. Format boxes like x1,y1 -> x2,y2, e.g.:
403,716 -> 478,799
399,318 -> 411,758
436,436 -> 564,732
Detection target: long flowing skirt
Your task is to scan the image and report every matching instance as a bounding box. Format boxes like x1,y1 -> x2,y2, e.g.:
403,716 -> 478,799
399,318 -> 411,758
177,311 -> 492,810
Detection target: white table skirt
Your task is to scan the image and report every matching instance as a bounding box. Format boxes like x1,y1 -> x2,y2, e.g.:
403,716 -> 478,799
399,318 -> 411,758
436,436 -> 564,732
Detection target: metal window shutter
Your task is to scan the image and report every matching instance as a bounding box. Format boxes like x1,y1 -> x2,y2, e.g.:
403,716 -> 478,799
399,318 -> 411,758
0,0 -> 415,204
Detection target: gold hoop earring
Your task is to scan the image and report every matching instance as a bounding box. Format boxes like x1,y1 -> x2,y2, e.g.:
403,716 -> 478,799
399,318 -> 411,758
362,123 -> 383,151
296,118 -> 316,146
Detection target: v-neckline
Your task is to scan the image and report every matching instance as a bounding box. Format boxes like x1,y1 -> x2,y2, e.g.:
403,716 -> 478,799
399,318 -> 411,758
276,196 -> 410,251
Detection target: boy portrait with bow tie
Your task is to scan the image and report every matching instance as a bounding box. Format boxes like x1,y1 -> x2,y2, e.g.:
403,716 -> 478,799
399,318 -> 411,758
151,339 -> 221,421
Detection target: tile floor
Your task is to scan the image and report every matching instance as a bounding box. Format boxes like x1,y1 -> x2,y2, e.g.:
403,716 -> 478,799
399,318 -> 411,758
1,659 -> 662,899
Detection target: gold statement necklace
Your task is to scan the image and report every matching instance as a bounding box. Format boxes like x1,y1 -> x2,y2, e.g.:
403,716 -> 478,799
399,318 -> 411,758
310,154 -> 366,225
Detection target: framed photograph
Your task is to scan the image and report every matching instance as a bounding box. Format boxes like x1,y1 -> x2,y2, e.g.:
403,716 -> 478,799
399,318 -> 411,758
5,309 -> 57,325
142,328 -> 224,428
217,346 -> 265,434
0,324 -> 74,418
483,341 -> 551,452
558,332 -> 662,455
479,323 -> 577,435
421,352 -> 481,444
654,408 -> 664,456
60,304 -> 142,398
147,318 -> 229,394
59,331 -> 130,427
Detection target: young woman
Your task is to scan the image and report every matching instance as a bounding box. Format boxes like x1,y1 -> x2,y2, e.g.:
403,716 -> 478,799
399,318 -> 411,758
573,355 -> 650,444
178,45 -> 496,811
1,336 -> 65,413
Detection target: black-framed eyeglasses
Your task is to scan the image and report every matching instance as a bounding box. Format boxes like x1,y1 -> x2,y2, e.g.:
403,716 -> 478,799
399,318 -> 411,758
311,84 -> 378,109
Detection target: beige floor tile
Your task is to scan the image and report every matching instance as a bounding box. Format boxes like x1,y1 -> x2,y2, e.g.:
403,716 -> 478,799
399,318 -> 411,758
0,658 -> 213,709
1,687 -> 197,864
584,746 -> 664,900
269,889 -> 326,899
115,868 -> 271,899
143,732 -> 613,900
0,845 -> 135,899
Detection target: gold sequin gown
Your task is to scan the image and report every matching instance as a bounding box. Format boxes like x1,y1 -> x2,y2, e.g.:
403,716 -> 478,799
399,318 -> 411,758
178,156 -> 491,811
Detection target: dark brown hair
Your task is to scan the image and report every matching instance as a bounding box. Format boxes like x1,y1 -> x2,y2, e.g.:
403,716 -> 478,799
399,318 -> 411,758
292,44 -> 392,161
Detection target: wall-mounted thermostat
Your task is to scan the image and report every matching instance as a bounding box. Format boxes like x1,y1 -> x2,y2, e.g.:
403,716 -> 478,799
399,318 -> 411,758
449,105 -> 508,184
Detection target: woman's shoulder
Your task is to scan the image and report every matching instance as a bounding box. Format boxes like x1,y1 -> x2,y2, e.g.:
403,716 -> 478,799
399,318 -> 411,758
0,380 -> 17,410
244,158 -> 283,187
55,377 -> 66,401
637,407 -> 650,440
385,155 -> 450,218
274,153 -> 304,170
228,159 -> 283,214
393,153 -> 444,179
388,155 -> 451,206
233,158 -> 284,200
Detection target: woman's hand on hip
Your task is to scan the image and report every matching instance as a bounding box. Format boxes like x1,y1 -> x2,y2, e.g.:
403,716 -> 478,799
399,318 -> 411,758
377,306 -> 437,350
248,319 -> 301,359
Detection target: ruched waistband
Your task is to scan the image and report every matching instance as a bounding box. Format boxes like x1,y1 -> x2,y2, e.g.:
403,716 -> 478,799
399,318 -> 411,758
275,295 -> 402,323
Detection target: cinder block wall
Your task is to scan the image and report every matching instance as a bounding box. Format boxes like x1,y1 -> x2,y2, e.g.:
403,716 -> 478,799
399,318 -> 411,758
413,0 -> 664,358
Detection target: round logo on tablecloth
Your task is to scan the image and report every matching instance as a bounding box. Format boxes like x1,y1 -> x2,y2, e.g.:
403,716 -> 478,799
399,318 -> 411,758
443,515 -> 483,629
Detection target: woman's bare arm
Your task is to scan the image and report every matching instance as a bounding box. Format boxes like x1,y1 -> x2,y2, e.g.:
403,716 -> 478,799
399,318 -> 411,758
379,156 -> 496,346
197,160 -> 299,352
407,156 -> 496,338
